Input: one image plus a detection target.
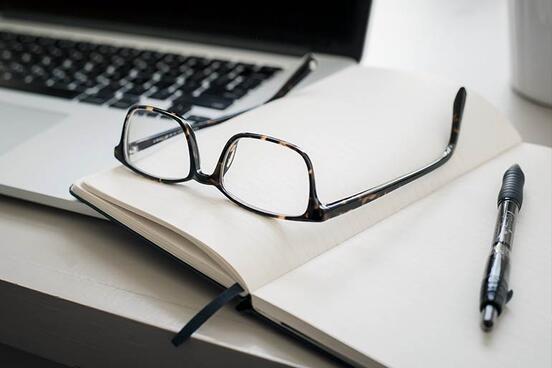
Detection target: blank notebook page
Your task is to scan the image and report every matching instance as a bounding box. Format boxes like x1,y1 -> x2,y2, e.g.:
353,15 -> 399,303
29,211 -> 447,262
253,144 -> 552,368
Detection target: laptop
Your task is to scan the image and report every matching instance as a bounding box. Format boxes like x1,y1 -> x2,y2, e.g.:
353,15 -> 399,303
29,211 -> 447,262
0,1 -> 371,216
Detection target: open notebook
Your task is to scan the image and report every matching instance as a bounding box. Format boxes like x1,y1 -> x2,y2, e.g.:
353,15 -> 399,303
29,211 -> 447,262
70,67 -> 551,367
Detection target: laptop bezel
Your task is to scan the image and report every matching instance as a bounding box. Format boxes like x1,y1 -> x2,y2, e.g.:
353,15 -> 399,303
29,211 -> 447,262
0,1 -> 371,61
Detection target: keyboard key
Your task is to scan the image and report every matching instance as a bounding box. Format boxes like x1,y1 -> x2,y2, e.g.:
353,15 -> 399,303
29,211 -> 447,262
0,78 -> 80,99
153,80 -> 174,89
128,76 -> 150,86
101,80 -> 126,91
91,88 -> 115,100
188,71 -> 209,83
37,36 -> 55,46
211,74 -> 234,87
97,44 -> 118,55
67,83 -> 88,94
178,81 -> 201,93
139,50 -> 163,61
217,61 -> 237,73
163,68 -> 184,79
259,65 -> 282,76
118,47 -> 140,58
186,115 -> 209,124
125,84 -> 149,96
237,67 -> 257,78
80,95 -> 108,105
221,89 -> 247,100
109,96 -> 139,109
56,39 -> 76,49
186,56 -> 206,66
1,50 -> 14,61
168,102 -> 192,115
48,80 -> 72,90
249,72 -> 271,80
74,41 -> 93,51
149,89 -> 173,100
239,78 -> 262,90
175,94 -> 233,110
236,62 -> 256,71
0,32 -> 16,41
78,79 -> 98,89
202,86 -> 246,101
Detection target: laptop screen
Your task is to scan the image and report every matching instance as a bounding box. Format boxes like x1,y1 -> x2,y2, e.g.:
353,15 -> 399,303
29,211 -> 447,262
0,1 -> 371,61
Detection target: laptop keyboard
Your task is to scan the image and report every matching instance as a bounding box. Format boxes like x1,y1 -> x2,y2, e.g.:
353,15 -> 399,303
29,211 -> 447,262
0,30 -> 282,118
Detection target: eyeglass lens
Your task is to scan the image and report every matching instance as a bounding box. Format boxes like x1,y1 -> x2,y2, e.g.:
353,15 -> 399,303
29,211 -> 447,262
221,137 -> 310,216
125,108 -> 191,180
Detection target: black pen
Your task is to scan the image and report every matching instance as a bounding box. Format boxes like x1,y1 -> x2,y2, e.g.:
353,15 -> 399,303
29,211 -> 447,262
480,164 -> 525,332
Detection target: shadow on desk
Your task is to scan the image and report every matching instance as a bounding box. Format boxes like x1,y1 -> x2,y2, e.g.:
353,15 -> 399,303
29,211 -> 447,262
0,343 -> 67,368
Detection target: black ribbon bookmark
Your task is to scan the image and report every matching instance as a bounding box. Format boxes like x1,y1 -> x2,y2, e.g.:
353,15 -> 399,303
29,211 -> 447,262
172,282 -> 244,346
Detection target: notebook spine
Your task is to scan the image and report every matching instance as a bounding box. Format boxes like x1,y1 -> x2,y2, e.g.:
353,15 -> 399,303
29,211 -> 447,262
69,188 -> 251,343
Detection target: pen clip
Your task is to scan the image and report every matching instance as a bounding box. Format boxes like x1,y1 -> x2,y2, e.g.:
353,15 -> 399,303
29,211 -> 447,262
506,289 -> 514,303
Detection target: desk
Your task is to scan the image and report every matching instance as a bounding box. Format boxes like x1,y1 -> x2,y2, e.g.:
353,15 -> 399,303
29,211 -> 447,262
2,0 -> 551,367
0,196 -> 339,368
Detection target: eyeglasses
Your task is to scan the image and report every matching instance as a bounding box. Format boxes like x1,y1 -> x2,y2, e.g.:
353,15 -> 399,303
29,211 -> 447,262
114,62 -> 466,222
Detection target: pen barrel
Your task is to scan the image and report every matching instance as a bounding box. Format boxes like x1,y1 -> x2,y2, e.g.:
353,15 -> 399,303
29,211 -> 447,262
492,200 -> 519,248
480,164 -> 524,322
480,199 -> 519,315
480,243 -> 511,314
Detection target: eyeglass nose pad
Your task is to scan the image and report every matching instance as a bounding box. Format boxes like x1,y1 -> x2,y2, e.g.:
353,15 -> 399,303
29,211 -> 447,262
223,141 -> 239,175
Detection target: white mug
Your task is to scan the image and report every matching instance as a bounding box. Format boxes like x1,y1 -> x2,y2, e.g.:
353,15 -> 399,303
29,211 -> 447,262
509,0 -> 552,107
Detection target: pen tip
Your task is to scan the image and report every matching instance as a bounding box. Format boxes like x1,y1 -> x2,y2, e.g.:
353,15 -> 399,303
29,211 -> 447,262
481,305 -> 497,332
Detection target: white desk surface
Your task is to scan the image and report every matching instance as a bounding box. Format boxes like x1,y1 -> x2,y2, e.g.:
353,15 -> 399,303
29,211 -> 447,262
0,196 -> 339,368
1,1 -> 551,367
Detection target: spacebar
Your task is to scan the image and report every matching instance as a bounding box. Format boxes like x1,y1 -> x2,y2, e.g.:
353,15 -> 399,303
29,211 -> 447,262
0,79 -> 80,99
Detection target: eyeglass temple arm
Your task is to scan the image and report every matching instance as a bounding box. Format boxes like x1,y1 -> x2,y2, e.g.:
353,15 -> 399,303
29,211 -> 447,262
127,126 -> 183,153
320,87 -> 467,221
266,53 -> 318,103
126,54 -> 318,153
193,53 -> 318,129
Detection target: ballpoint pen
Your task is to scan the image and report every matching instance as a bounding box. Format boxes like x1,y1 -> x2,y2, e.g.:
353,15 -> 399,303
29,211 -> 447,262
480,164 -> 525,332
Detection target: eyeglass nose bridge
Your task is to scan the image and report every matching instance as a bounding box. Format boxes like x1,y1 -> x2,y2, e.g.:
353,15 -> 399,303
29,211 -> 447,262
222,141 -> 239,175
207,134 -> 244,187
194,171 -> 218,186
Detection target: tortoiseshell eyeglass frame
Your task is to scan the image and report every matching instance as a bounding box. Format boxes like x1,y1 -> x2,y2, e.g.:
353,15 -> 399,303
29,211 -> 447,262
114,87 -> 467,222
